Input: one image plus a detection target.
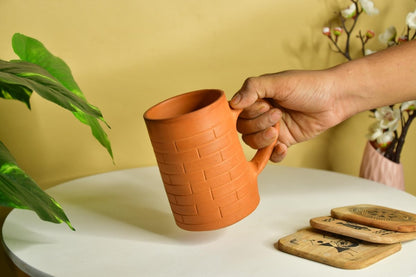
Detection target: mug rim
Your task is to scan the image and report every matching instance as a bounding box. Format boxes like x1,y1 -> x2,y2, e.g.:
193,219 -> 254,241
143,89 -> 225,122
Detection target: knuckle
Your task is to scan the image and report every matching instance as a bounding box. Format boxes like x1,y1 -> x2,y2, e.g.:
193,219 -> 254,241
254,119 -> 266,131
242,131 -> 269,150
243,76 -> 259,90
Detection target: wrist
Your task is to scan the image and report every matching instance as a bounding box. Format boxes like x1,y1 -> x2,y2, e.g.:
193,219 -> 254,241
326,61 -> 372,119
328,42 -> 416,114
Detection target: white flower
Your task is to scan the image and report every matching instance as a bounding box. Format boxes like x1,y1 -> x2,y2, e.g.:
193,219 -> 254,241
406,9 -> 416,29
375,106 -> 400,130
367,122 -> 383,141
359,0 -> 379,15
376,131 -> 395,148
365,49 -> 377,55
378,26 -> 397,45
342,3 -> 356,19
322,27 -> 331,36
401,100 -> 416,111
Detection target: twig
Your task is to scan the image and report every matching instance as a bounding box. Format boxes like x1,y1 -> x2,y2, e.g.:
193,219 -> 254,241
357,30 -> 367,56
394,110 -> 416,163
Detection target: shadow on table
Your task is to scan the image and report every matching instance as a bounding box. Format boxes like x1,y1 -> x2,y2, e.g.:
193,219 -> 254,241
55,179 -> 224,244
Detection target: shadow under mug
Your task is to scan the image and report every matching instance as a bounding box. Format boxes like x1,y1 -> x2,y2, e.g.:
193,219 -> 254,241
144,89 -> 278,231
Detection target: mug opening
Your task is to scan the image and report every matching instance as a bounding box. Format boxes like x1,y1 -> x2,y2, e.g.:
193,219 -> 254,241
144,89 -> 223,120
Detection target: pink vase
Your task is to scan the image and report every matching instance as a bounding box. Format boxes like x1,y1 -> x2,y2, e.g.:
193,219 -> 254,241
359,141 -> 405,191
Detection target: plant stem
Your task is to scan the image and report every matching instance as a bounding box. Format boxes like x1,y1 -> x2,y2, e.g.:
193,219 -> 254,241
329,1 -> 362,61
411,31 -> 416,40
394,110 -> 416,163
328,36 -> 351,60
357,30 -> 368,56
384,131 -> 398,162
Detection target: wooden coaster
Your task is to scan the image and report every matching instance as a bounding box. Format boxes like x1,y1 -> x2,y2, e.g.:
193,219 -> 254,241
310,216 -> 416,244
277,228 -> 401,270
331,204 -> 416,233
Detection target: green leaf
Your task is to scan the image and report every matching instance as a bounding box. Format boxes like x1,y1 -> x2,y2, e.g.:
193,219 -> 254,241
0,141 -> 75,230
12,33 -> 82,97
12,33 -> 113,159
73,107 -> 113,158
0,81 -> 32,109
0,60 -> 104,119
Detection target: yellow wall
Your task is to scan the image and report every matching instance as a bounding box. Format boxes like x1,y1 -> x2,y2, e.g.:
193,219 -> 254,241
1,0 -> 416,275
0,1 -> 415,190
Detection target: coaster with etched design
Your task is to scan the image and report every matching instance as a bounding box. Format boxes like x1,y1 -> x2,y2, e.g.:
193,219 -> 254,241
277,228 -> 401,269
331,204 -> 416,232
310,216 -> 416,244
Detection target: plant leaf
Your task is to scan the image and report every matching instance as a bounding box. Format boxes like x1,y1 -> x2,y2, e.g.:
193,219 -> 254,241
12,33 -> 113,159
12,33 -> 82,97
0,141 -> 75,230
73,108 -> 114,158
0,81 -> 32,109
0,60 -> 103,119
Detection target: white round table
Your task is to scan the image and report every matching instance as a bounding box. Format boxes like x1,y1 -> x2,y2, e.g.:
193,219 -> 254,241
3,165 -> 416,276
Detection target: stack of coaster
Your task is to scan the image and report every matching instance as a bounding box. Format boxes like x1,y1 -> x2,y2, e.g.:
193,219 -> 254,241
277,204 -> 416,269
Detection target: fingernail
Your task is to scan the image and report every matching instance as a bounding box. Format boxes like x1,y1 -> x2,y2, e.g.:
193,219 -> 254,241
276,143 -> 287,155
270,151 -> 279,162
271,144 -> 287,162
230,94 -> 241,106
257,102 -> 269,113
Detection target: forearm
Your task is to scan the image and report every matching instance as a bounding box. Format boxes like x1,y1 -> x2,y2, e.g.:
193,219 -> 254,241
329,40 -> 416,117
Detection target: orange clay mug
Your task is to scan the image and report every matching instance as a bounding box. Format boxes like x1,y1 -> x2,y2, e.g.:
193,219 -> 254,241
143,89 -> 279,231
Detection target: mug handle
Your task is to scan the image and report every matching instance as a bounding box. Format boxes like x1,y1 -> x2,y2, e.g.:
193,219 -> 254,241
230,108 -> 280,175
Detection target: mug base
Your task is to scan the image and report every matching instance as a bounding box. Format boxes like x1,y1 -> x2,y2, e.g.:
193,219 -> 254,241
174,195 -> 260,231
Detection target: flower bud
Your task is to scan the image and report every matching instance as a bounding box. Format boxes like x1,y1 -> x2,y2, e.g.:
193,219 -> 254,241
398,35 -> 408,43
322,27 -> 331,36
365,30 -> 375,39
401,100 -> 416,111
333,27 -> 343,36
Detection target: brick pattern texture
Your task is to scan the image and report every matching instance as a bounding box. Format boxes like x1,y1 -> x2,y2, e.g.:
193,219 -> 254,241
146,93 -> 260,231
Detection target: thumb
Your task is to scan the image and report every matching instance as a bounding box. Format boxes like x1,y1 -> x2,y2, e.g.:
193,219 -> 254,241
230,76 -> 276,109
230,77 -> 263,109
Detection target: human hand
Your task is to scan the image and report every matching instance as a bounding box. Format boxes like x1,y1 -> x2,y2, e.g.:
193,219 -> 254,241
230,70 -> 346,162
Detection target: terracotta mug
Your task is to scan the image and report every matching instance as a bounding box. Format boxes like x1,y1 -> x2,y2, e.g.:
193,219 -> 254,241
144,89 -> 278,231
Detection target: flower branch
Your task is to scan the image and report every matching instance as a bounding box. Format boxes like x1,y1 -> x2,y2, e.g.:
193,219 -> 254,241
322,0 -> 416,164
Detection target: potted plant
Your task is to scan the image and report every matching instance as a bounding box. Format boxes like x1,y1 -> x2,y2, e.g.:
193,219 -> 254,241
0,33 -> 113,230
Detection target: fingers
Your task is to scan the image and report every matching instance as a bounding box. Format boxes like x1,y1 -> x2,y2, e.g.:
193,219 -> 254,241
237,108 -> 281,134
242,129 -> 288,163
239,99 -> 271,119
237,99 -> 281,150
231,74 -> 290,163
270,143 -> 288,163
242,126 -> 278,149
